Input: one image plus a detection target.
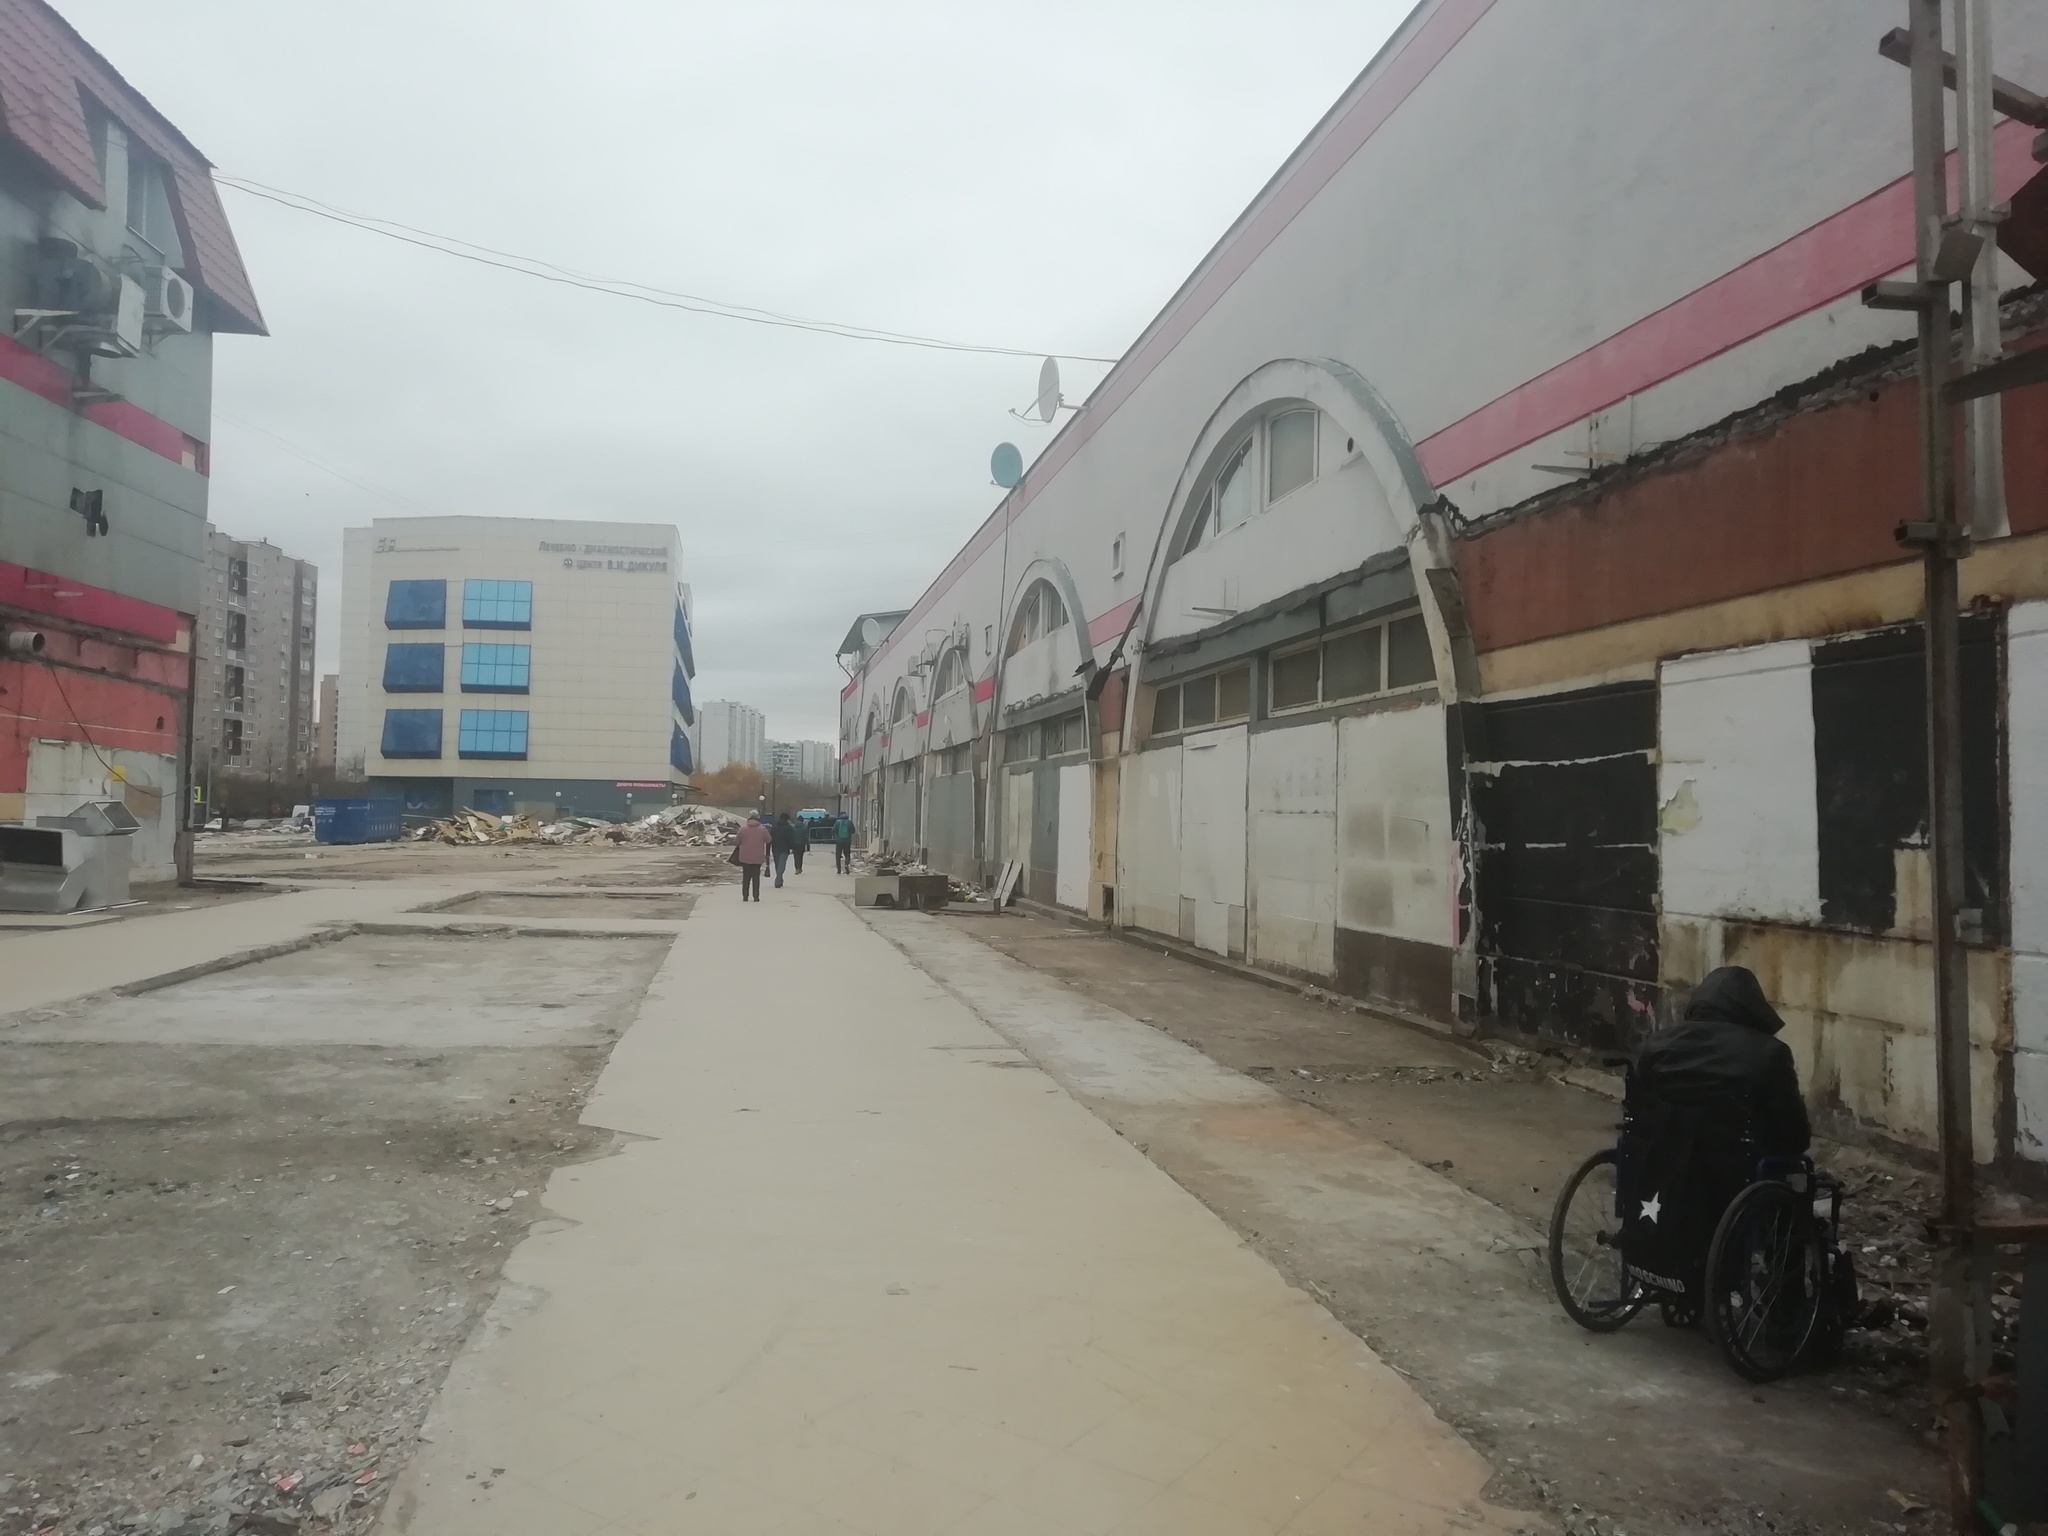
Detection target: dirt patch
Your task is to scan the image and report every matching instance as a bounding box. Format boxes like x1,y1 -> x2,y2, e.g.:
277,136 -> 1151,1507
0,930 -> 670,1535
427,891 -> 695,920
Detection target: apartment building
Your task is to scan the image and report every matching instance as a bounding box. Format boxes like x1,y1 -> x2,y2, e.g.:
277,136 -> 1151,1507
192,531 -> 316,784
697,701 -> 765,775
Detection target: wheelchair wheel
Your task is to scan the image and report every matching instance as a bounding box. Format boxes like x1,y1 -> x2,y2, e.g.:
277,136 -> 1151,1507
1704,1180 -> 1825,1381
1548,1149 -> 1646,1332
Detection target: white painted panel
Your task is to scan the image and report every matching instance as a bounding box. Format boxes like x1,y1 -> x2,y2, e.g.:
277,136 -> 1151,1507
1659,640 -> 1820,924
1336,703 -> 1452,945
1055,763 -> 1092,911
1179,724 -> 1249,956
2010,602 -> 2048,1159
1248,722 -> 1337,976
997,768 -> 1032,871
1119,746 -> 1182,938
1002,626 -> 1080,714
26,741 -> 179,884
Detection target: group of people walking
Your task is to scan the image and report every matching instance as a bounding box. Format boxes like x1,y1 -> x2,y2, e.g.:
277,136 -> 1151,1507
731,809 -> 855,902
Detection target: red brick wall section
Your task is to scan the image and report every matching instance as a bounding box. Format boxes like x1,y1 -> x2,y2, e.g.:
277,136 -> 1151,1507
1454,345 -> 2048,654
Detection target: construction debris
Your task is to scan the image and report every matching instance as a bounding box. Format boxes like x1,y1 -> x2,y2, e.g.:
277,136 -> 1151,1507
414,805 -> 745,848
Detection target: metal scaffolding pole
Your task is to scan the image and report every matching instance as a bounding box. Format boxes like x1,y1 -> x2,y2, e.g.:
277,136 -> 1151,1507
1873,5 -> 2048,1525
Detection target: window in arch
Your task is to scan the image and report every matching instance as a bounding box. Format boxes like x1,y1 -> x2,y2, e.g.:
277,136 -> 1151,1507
1005,580 -> 1069,657
934,647 -> 970,699
1178,408 -> 1324,558
1268,408 -> 1317,502
892,687 -> 916,725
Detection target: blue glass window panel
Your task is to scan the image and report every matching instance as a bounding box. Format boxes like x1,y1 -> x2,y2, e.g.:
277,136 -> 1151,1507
462,579 -> 532,630
380,708 -> 443,758
670,725 -> 693,774
671,662 -> 694,723
672,604 -> 696,675
381,643 -> 445,693
458,708 -> 529,759
460,642 -> 531,693
384,580 -> 446,629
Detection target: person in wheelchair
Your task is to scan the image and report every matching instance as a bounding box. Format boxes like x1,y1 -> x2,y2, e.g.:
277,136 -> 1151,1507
1618,966 -> 1809,1308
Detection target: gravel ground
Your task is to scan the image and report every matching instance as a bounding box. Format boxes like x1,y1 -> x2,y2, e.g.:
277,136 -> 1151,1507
0,929 -> 671,1536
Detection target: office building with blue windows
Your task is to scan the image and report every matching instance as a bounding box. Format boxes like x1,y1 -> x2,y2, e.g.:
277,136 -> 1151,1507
335,516 -> 694,821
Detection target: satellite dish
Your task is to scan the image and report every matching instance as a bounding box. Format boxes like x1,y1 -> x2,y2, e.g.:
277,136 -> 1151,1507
991,442 -> 1023,488
860,617 -> 883,648
1034,356 -> 1061,423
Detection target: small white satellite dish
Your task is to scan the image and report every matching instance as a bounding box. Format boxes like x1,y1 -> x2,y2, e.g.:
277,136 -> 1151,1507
860,617 -> 883,648
1034,356 -> 1061,423
991,442 -> 1023,489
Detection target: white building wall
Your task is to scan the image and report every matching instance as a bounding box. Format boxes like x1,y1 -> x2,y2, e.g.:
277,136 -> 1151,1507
335,516 -> 684,789
2011,603 -> 2048,1164
843,3 -> 2048,769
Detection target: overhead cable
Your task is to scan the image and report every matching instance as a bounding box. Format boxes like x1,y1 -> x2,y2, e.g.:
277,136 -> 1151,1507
216,176 -> 1119,363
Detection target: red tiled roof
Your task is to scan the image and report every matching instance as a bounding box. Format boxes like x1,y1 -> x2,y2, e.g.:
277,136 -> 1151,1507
0,0 -> 264,334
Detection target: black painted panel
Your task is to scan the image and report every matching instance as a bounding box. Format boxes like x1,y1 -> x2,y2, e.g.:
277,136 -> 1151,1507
1477,895 -> 1659,983
1481,954 -> 1656,1055
1812,615 -> 2003,939
1470,681 -> 1660,1049
1333,928 -> 1453,1023
1482,681 -> 1656,764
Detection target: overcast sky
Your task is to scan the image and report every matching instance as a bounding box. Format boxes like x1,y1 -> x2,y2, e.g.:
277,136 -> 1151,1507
55,0 -> 1409,743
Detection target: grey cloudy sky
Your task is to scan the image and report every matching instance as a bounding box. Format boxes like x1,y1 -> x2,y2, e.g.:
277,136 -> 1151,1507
54,0 -> 1409,743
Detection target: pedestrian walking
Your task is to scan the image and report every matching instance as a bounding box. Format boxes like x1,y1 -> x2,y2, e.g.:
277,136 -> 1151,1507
770,811 -> 796,888
833,811 -> 854,874
733,811 -> 771,902
789,814 -> 808,875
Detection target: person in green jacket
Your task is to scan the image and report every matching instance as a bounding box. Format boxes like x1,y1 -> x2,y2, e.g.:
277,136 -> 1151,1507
833,812 -> 855,874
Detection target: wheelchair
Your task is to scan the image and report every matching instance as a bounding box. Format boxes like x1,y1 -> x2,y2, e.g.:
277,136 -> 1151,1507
1546,1103 -> 1858,1382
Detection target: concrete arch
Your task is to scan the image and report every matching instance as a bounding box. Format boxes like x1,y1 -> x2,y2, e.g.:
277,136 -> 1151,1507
993,556 -> 1094,717
1123,356 -> 1476,743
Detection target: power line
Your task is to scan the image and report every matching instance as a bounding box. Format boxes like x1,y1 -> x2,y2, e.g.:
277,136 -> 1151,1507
216,176 -> 1120,364
211,406 -> 433,514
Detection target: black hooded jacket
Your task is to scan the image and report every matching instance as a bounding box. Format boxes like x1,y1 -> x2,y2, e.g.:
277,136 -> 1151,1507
1629,967 -> 1811,1157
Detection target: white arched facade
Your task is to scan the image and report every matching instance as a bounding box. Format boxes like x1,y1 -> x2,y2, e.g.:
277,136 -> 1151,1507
1112,358 -> 1468,1025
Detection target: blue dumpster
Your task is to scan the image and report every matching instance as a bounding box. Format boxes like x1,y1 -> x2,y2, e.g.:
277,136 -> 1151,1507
313,798 -> 402,845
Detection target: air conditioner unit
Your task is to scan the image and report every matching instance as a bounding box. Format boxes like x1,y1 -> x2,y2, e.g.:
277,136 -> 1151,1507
145,266 -> 195,332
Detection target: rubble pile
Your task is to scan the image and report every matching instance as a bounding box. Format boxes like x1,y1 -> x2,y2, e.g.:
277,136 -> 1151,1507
860,854 -> 979,902
413,805 -> 744,849
1833,1161 -> 2029,1408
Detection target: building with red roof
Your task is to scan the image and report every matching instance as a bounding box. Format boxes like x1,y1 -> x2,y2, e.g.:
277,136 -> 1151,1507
0,0 -> 265,881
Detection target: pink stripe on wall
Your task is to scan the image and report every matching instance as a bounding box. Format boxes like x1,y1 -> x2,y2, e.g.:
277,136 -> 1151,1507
0,560 -> 187,644
1087,596 -> 1141,648
1416,120 -> 2043,485
0,334 -> 203,471
971,677 -> 997,705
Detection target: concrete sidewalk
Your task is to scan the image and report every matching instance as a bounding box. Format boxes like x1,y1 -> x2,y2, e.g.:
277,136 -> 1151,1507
383,876 -> 1532,1536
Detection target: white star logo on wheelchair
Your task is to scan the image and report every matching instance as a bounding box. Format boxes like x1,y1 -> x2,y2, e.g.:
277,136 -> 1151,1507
1639,1193 -> 1662,1224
